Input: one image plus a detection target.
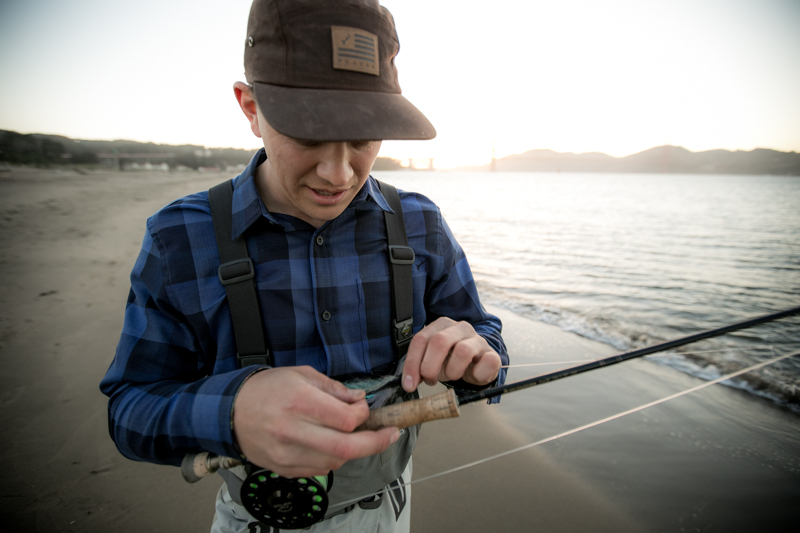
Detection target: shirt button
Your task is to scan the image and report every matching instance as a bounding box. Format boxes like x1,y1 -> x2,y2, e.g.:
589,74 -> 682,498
316,236 -> 324,245
322,310 -> 332,321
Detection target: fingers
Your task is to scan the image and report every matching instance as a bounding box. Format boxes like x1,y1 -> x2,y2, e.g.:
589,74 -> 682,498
402,318 -> 502,391
300,366 -> 367,405
462,350 -> 502,385
436,336 -> 488,382
240,367 -> 369,432
232,366 -> 400,476
264,425 -> 400,478
402,317 -> 457,390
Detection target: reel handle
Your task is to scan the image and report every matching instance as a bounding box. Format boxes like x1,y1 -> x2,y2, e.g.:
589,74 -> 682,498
181,452 -> 243,483
358,388 -> 460,431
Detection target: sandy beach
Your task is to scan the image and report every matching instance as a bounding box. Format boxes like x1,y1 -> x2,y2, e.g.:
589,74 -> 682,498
1,166 -> 798,532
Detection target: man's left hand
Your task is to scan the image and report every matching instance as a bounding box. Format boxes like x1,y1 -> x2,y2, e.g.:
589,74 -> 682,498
401,317 -> 501,392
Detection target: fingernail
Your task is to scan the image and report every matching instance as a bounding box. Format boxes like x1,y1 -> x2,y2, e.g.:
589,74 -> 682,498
391,429 -> 400,443
403,375 -> 413,390
350,389 -> 366,399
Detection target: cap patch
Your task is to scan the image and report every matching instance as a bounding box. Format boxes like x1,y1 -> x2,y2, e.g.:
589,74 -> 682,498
331,26 -> 379,76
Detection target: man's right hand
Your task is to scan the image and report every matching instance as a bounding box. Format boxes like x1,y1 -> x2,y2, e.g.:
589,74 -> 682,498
232,366 -> 400,478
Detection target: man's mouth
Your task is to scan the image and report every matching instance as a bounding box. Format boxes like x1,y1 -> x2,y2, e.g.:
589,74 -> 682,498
308,186 -> 348,204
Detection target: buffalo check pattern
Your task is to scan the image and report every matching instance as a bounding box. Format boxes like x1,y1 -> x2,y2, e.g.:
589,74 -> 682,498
100,149 -> 508,466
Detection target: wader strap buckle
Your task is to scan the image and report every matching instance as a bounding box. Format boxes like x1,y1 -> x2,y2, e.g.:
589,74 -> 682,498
388,245 -> 415,265
218,258 -> 254,285
394,318 -> 414,347
237,354 -> 270,367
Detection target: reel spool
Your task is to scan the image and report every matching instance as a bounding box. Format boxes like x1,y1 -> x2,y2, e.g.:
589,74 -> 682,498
241,469 -> 334,529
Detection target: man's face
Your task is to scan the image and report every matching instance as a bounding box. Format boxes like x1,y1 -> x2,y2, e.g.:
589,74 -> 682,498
254,109 -> 382,228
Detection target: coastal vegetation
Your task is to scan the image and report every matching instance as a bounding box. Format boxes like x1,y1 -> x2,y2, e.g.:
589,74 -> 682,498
0,130 -> 404,171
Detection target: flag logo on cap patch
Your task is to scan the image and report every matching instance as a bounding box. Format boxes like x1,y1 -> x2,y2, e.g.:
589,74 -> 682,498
331,26 -> 379,76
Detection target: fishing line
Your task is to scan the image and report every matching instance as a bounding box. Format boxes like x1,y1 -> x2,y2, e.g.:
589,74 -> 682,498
461,305 -> 800,405
502,360 -> 600,368
653,344 -> 799,357
334,348 -> 800,509
181,305 -> 799,528
503,343 -> 800,369
501,353 -> 689,369
502,354 -> 679,369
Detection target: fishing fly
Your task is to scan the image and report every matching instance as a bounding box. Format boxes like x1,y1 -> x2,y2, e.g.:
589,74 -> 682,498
181,305 -> 800,530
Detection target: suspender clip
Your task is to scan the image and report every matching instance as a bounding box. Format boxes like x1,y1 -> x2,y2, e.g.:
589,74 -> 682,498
388,245 -> 415,265
237,353 -> 270,367
218,258 -> 255,286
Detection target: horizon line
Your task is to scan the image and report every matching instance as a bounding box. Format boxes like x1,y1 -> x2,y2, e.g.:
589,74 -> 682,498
2,128 -> 798,169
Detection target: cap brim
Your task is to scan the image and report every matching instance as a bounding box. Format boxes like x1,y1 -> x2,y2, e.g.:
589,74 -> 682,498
252,83 -> 436,141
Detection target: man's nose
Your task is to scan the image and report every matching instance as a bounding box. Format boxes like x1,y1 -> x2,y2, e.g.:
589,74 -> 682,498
316,143 -> 353,186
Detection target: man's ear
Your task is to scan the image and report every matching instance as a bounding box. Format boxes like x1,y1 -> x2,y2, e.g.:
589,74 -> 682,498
233,81 -> 262,138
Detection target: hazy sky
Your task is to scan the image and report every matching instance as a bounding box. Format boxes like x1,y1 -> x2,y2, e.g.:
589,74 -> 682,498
1,0 -> 798,168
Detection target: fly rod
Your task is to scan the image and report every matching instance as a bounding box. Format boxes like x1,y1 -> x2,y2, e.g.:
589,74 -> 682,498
182,304 -> 799,529
359,304 -> 800,428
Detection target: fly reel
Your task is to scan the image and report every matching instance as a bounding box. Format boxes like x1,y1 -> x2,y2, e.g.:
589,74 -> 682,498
240,469 -> 334,529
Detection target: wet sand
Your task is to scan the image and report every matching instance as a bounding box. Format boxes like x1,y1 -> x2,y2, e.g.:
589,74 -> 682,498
412,308 -> 800,532
0,167 -> 797,532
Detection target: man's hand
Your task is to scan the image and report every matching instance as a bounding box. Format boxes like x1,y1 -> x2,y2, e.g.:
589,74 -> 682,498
401,317 -> 502,392
233,366 -> 400,478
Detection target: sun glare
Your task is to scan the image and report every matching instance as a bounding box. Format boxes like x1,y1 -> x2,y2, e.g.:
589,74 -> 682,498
0,0 -> 798,168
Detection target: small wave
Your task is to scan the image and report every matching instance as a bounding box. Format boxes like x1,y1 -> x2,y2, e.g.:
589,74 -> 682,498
480,285 -> 654,351
651,352 -> 800,414
479,284 -> 800,414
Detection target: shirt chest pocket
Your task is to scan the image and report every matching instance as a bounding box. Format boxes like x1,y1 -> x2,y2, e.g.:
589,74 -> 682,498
354,276 -> 395,372
355,270 -> 427,372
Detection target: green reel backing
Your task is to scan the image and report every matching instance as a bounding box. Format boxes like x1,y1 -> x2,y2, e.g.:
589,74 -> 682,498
240,469 -> 334,529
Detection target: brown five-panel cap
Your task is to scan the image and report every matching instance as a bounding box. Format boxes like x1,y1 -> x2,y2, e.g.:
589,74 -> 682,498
244,0 -> 436,141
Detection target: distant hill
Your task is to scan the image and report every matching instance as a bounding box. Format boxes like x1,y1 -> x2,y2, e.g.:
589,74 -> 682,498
462,145 -> 800,176
4,130 -> 796,175
0,130 -> 403,171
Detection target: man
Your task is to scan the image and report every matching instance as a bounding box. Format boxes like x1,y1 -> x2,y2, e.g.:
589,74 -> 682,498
100,0 -> 508,531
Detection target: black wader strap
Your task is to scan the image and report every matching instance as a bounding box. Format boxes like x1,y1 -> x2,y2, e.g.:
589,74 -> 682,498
377,181 -> 414,356
208,180 -> 271,368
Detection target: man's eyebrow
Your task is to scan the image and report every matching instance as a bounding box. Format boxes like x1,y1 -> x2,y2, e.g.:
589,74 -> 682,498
291,137 -> 322,146
291,138 -> 378,145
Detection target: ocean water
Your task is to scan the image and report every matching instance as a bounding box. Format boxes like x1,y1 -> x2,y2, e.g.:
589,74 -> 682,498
373,170 -> 800,411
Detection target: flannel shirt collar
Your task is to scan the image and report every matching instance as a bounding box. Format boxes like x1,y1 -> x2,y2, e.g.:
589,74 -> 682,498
229,149 -> 393,240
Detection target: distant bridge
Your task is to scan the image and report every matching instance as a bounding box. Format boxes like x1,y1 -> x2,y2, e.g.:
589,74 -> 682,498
406,157 -> 435,170
96,152 -> 176,170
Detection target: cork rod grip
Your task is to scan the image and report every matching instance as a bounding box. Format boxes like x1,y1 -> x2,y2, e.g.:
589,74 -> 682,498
359,388 -> 460,431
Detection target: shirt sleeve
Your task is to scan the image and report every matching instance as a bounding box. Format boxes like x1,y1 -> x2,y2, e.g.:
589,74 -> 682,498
425,208 -> 509,403
99,222 -> 256,466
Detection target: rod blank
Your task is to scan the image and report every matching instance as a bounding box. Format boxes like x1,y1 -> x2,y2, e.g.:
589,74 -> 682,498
181,305 -> 799,483
459,304 -> 800,405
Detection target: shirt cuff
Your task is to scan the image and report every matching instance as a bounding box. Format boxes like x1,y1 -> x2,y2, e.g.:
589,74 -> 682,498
188,365 -> 269,460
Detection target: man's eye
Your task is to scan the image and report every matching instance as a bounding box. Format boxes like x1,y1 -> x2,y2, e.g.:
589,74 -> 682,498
349,141 -> 373,150
293,138 -> 321,148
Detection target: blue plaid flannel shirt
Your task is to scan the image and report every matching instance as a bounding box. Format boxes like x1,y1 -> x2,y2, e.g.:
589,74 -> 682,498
100,149 -> 508,467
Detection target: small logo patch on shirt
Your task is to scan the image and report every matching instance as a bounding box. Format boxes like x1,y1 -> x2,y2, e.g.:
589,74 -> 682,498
331,26 -> 379,76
